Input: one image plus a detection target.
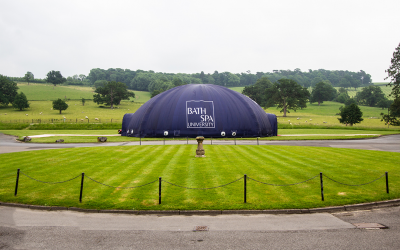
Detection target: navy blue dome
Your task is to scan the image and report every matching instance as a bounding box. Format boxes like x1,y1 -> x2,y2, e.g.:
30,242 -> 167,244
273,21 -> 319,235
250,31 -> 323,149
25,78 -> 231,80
121,84 -> 277,138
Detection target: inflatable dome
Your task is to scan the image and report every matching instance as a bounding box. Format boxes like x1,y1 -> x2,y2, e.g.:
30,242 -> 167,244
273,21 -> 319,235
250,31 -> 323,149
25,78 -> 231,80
121,84 -> 277,138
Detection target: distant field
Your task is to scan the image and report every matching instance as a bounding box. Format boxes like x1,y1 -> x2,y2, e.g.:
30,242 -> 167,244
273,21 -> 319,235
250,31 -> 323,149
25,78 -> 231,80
0,100 -> 142,122
228,86 -> 245,93
1,83 -> 396,129
16,83 -> 149,102
344,84 -> 393,99
17,83 -> 95,100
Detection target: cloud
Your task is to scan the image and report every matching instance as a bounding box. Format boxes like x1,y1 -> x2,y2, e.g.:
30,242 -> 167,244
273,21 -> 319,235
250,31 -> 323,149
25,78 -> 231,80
0,0 -> 399,81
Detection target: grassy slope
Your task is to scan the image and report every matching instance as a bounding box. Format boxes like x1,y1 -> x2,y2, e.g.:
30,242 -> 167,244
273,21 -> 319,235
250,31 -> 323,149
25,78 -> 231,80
0,145 -> 398,210
16,82 -> 150,102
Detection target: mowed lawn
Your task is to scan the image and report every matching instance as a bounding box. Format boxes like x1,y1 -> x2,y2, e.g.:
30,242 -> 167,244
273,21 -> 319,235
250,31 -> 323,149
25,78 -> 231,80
0,145 -> 399,210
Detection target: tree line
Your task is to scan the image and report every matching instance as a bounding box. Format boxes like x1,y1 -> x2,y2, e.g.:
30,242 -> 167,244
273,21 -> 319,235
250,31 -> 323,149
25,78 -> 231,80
7,68 -> 373,99
85,68 -> 372,94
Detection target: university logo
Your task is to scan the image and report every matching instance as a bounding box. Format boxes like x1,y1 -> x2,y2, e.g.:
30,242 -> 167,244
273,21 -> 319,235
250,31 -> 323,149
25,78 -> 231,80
186,100 -> 215,128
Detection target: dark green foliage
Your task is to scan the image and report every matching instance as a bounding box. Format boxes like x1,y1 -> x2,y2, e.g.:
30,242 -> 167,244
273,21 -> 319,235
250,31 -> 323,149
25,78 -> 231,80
0,123 -> 30,130
381,43 -> 400,126
151,89 -> 163,98
336,92 -> 350,103
385,42 -> 400,99
81,98 -> 85,106
381,98 -> 400,126
265,79 -> 310,117
242,77 -> 273,107
338,103 -> 364,126
46,70 -> 66,87
310,81 -> 337,105
0,75 -> 18,106
377,98 -> 393,110
355,85 -> 386,107
93,81 -> 135,108
344,98 -> 357,106
12,92 -> 30,111
84,68 -> 373,93
52,99 -> 68,114
23,72 -> 34,85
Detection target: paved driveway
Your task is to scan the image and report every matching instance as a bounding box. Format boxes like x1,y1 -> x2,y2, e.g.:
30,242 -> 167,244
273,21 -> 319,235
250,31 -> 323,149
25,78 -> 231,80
1,133 -> 400,154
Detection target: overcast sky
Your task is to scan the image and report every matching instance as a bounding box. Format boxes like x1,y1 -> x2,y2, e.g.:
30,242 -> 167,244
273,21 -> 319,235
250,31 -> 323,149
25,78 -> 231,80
1,0 -> 399,82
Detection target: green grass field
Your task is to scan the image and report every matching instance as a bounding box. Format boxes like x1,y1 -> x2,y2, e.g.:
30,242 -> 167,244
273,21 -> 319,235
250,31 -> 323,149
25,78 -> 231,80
15,83 -> 151,102
0,145 -> 398,210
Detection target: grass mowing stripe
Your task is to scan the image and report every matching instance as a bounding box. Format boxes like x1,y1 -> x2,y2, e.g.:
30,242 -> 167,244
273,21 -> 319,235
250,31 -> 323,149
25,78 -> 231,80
1,145 -> 399,210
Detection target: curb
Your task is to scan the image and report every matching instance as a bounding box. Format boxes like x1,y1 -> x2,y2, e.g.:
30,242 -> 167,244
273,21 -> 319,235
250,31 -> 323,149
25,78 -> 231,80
1,199 -> 400,215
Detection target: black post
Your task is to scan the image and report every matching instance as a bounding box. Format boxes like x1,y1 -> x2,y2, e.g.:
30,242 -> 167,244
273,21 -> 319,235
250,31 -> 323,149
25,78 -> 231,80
320,172 -> 324,201
386,172 -> 389,194
211,137 -> 212,145
257,137 -> 259,145
187,137 -> 188,144
234,137 -> 236,145
159,177 -> 162,205
14,169 -> 20,196
140,136 -> 141,146
244,174 -> 247,203
164,137 -> 165,145
79,173 -> 84,203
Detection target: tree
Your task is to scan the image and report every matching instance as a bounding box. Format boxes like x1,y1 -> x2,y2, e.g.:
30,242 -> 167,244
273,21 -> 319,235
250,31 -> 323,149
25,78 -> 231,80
385,42 -> 400,99
12,92 -> 30,111
81,98 -> 86,106
24,72 -> 34,85
46,70 -> 66,88
93,81 -> 135,109
338,103 -> 363,126
52,99 -> 68,114
377,98 -> 393,110
242,77 -> 273,108
355,85 -> 385,107
381,43 -> 400,126
310,81 -> 337,105
0,75 -> 18,106
265,79 -> 310,117
381,98 -> 400,126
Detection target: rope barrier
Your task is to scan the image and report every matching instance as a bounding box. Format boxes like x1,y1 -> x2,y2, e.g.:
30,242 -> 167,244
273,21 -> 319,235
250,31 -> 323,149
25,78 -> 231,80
322,173 -> 386,186
20,171 -> 81,184
247,175 -> 319,186
85,175 -> 158,189
162,177 -> 244,190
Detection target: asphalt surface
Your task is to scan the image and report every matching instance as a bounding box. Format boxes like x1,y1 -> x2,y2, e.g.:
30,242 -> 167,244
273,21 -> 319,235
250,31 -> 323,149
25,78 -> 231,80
1,206 -> 400,249
1,133 -> 400,154
1,133 -> 400,249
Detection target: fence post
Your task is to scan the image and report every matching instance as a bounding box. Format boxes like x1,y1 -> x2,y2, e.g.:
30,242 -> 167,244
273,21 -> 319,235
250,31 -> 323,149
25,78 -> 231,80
244,174 -> 247,203
14,169 -> 20,196
164,138 -> 165,145
320,172 -> 324,201
79,173 -> 85,203
140,136 -> 141,146
234,137 -> 236,145
187,137 -> 188,144
257,137 -> 259,145
159,177 -> 162,205
211,137 -> 212,145
386,172 -> 389,194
